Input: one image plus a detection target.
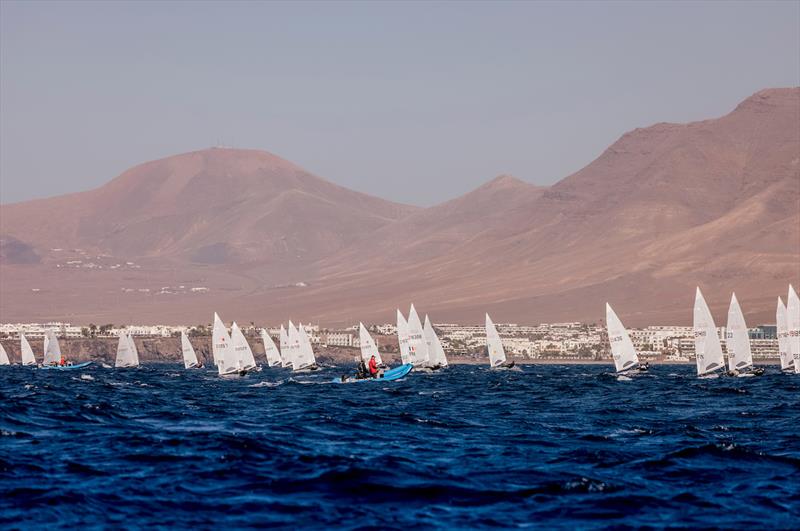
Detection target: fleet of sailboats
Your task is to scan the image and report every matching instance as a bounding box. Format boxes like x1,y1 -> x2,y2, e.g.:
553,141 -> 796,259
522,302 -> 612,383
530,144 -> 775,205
1,286 -> 797,377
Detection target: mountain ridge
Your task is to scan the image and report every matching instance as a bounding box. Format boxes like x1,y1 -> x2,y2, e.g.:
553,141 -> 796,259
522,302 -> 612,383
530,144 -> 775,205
1,87 -> 798,326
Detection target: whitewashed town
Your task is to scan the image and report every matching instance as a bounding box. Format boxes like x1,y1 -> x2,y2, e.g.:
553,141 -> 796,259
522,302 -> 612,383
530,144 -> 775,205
0,318 -> 781,363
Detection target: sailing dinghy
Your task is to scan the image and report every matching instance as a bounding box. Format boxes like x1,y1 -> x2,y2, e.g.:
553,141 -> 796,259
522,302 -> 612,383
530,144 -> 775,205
0,342 -> 9,365
693,287 -> 726,378
777,297 -> 794,373
605,304 -> 648,375
181,330 -> 202,369
213,313 -> 247,378
115,331 -> 140,368
39,329 -> 91,370
292,323 -> 318,372
406,304 -> 434,370
787,285 -> 800,375
261,329 -> 282,367
279,325 -> 292,368
725,294 -> 764,377
231,322 -> 259,372
20,333 -> 36,366
423,315 -> 449,369
485,313 -> 515,369
396,310 -> 411,365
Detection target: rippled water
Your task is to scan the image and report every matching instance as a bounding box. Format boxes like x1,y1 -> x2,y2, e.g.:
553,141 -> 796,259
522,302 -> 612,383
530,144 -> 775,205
0,364 -> 798,528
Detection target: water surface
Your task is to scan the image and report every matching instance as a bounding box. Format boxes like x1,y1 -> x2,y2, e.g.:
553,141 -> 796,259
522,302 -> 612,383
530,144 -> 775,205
1,365 -> 798,528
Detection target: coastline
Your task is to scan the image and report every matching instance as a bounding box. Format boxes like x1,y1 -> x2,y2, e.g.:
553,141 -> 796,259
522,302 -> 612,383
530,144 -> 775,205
0,337 -> 783,366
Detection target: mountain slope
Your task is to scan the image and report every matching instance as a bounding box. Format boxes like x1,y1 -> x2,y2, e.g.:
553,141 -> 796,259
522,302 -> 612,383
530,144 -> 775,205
0,88 -> 797,327
0,147 -> 419,266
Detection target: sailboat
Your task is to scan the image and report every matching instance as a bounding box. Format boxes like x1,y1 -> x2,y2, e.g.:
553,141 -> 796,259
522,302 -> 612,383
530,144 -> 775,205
213,313 -> 246,378
292,323 -> 318,371
777,297 -> 794,373
261,329 -> 282,367
725,294 -> 764,376
279,325 -> 292,368
787,285 -> 800,375
485,313 -> 515,369
693,287 -> 726,378
423,315 -> 448,369
181,330 -> 202,369
396,310 -> 411,365
359,322 -> 383,366
0,342 -> 9,365
115,331 -> 140,368
406,304 -> 433,369
605,304 -> 648,374
20,333 -> 36,366
40,329 -> 92,370
230,322 -> 259,372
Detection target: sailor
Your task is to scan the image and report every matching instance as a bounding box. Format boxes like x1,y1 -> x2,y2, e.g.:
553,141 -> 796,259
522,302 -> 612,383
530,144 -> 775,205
59,354 -> 66,366
357,359 -> 368,379
369,355 -> 379,378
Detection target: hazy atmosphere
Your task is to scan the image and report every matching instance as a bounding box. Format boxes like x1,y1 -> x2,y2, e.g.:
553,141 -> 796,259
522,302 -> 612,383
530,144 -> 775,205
1,0 -> 798,205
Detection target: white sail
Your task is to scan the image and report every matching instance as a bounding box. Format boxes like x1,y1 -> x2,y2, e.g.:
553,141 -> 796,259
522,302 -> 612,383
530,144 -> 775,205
294,323 -> 317,370
231,322 -> 257,370
725,293 -> 754,372
261,329 -> 282,367
406,304 -> 430,366
605,304 -> 640,373
20,333 -> 36,366
776,297 -> 793,371
423,315 -> 448,367
396,310 -> 410,364
127,334 -> 140,365
115,331 -> 139,368
279,325 -> 292,367
181,330 -> 200,369
0,342 -> 9,365
788,285 -> 800,374
693,287 -> 725,376
359,323 -> 382,365
212,313 -> 238,375
42,330 -> 62,366
485,313 -> 507,367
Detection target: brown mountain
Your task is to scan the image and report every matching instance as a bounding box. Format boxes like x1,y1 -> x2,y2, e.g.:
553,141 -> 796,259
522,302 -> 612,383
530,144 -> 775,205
0,88 -> 798,327
0,147 -> 418,266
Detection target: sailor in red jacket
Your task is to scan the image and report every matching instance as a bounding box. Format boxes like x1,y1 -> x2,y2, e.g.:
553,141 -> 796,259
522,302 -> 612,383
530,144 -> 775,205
368,355 -> 379,378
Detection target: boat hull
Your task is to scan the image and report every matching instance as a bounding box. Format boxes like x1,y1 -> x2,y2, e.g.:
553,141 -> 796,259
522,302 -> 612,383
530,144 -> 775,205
40,361 -> 93,371
335,363 -> 413,383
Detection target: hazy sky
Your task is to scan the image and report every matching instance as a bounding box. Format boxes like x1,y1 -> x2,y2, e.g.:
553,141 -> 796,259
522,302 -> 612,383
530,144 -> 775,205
1,1 -> 798,206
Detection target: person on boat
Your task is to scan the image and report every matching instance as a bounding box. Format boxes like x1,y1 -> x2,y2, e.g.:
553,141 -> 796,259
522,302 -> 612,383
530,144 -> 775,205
59,354 -> 66,367
357,359 -> 368,379
369,355 -> 379,378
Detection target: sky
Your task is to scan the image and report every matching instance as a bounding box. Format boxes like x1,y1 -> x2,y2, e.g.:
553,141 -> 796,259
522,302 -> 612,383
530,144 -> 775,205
1,1 -> 798,206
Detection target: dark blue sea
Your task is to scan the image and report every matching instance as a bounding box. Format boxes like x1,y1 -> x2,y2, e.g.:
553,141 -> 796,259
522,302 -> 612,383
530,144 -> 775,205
1,364 -> 798,529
